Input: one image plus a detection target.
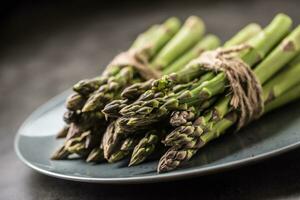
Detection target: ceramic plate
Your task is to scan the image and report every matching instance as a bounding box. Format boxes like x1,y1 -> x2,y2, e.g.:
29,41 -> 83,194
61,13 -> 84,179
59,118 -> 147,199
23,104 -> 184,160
15,91 -> 300,183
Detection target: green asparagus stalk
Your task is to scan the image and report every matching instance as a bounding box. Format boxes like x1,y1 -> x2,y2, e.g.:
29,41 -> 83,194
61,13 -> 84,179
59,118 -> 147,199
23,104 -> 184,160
56,125 -> 70,139
169,107 -> 197,127
130,25 -> 160,51
223,23 -> 262,47
73,76 -> 109,97
107,137 -> 141,163
169,97 -> 217,127
52,130 -> 94,160
289,53 -> 300,66
51,145 -> 71,160
86,147 -> 105,163
81,67 -> 136,112
264,83 -> 300,113
263,62 -> 300,102
151,16 -> 206,70
241,13 -> 292,66
65,130 -> 93,157
254,25 -> 300,83
120,79 -> 156,100
65,93 -> 87,111
163,34 -> 221,74
52,113 -> 106,160
129,130 -> 161,166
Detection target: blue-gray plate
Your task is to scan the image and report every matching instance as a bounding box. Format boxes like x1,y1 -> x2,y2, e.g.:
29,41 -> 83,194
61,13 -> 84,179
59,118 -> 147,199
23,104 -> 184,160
14,91 -> 300,183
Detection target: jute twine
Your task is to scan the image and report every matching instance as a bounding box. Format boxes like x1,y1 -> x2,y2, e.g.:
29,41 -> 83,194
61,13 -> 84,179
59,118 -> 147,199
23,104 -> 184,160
107,47 -> 162,80
188,44 -> 264,130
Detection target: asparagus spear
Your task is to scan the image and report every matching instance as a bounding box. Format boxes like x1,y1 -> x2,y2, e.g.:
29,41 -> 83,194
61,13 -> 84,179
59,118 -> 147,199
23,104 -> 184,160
264,83 -> 300,113
86,147 -> 105,163
52,112 -> 106,160
56,125 -> 70,139
151,16 -> 206,70
52,129 -> 94,160
169,97 -> 217,127
163,34 -> 221,74
120,79 -> 156,100
289,53 -> 300,66
223,23 -> 262,47
51,145 -> 71,160
65,130 -> 93,157
129,130 -> 161,166
73,76 -> 109,97
263,62 -> 300,103
65,93 -> 87,111
107,136 -> 141,163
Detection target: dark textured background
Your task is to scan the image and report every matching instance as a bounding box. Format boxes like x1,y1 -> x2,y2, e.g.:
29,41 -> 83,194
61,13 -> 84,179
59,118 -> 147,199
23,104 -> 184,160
2,0 -> 300,199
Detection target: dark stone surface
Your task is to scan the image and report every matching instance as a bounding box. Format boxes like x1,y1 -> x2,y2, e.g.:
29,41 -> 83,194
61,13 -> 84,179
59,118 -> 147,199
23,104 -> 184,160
1,0 -> 300,199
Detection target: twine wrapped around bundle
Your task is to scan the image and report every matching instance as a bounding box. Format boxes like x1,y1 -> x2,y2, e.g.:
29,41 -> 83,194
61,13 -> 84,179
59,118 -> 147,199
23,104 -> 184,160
188,45 -> 264,130
107,47 -> 162,80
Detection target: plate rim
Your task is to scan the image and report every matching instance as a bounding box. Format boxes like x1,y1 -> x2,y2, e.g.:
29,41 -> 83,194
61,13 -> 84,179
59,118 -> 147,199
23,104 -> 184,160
14,91 -> 300,184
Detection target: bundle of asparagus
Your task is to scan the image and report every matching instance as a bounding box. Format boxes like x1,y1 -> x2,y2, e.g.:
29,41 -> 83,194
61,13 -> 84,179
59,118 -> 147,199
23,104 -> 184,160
52,16 -> 222,160
52,13 -> 300,174
101,13 -> 300,169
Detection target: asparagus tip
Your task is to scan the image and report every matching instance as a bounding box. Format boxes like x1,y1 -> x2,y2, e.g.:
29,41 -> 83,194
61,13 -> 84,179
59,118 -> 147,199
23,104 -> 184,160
51,145 -> 70,160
